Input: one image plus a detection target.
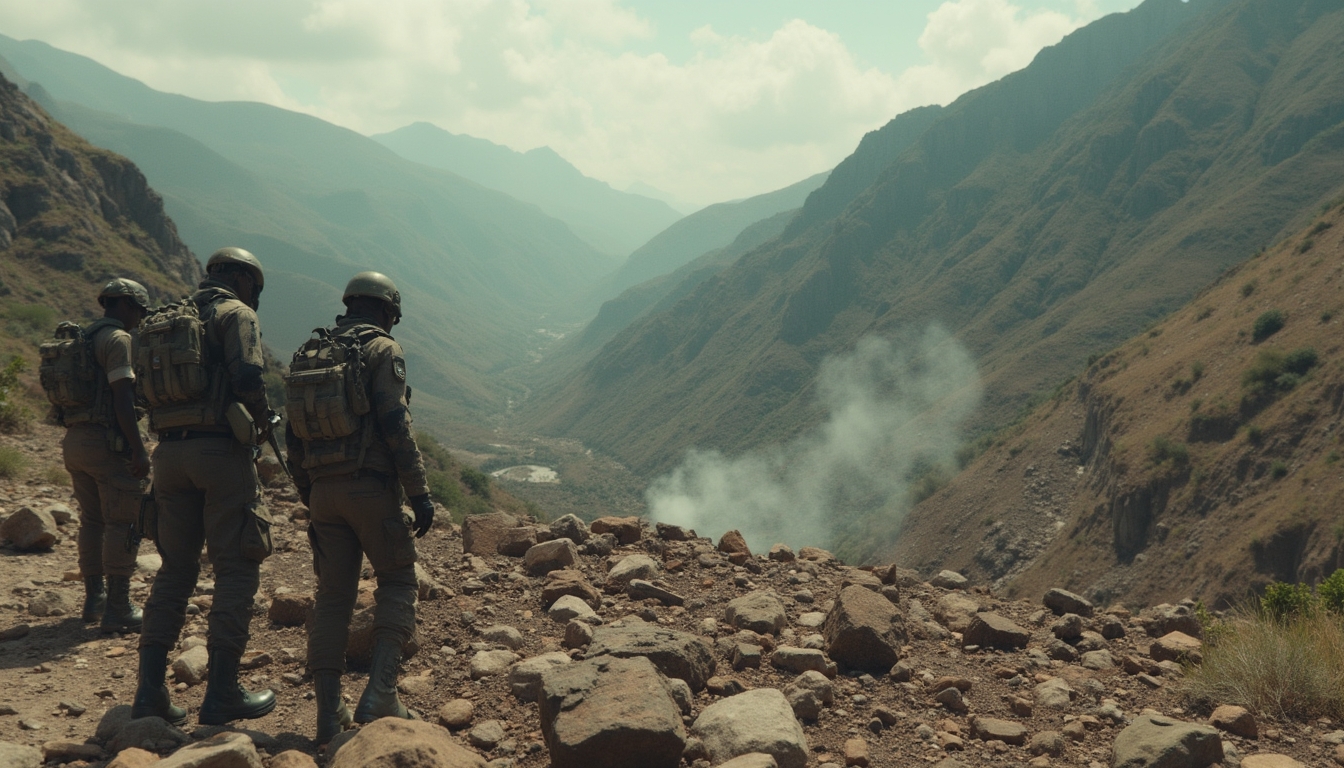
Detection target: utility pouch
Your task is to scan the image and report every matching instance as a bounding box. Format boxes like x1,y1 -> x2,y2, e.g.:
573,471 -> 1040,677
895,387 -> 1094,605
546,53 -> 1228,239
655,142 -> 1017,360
225,401 -> 258,446
240,499 -> 273,562
138,486 -> 159,544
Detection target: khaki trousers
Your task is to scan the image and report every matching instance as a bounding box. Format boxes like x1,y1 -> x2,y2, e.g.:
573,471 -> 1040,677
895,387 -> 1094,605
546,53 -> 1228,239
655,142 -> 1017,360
63,423 -> 143,578
306,474 -> 418,672
140,436 -> 265,656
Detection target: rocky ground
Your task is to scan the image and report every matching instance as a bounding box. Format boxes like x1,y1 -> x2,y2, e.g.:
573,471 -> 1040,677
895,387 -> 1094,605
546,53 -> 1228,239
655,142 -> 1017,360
2,424 -> 1342,768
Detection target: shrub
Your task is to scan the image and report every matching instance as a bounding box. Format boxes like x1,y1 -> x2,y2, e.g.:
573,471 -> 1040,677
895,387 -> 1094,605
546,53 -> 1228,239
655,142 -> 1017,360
1190,361 -> 1205,381
1246,425 -> 1264,444
1241,281 -> 1257,298
4,303 -> 55,333
460,466 -> 492,498
0,356 -> 31,434
1261,581 -> 1316,621
1270,460 -> 1288,479
1149,435 -> 1190,466
1321,570 -> 1344,615
1283,347 -> 1318,375
0,446 -> 26,479
1252,310 -> 1285,342
42,464 -> 70,486
1242,347 -> 1319,409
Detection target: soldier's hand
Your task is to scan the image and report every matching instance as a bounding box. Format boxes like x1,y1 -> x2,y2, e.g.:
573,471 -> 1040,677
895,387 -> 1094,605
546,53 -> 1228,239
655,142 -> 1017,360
299,486 -> 311,508
130,447 -> 151,480
408,493 -> 434,538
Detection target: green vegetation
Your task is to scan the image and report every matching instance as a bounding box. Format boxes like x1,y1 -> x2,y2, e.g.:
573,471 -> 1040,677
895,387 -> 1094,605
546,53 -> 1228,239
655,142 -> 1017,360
1270,460 -> 1289,479
1242,347 -> 1320,411
1240,281 -> 1258,299
1148,435 -> 1190,467
1251,310 -> 1286,342
1321,570 -> 1344,615
459,466 -> 492,499
41,464 -> 70,486
0,446 -> 26,479
0,356 -> 31,434
3,303 -> 55,334
418,432 -> 493,523
1246,425 -> 1264,444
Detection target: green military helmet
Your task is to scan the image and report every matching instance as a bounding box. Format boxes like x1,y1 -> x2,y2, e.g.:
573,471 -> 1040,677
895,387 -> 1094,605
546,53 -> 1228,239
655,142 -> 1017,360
343,271 -> 402,319
206,247 -> 264,289
98,277 -> 151,310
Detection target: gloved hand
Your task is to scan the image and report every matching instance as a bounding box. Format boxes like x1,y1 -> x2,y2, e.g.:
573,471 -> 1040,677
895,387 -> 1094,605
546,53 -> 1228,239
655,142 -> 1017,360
408,493 -> 434,538
299,485 -> 311,508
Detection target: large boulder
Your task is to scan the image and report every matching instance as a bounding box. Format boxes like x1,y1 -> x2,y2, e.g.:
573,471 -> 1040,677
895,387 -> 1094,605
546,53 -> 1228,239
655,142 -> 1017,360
586,623 -> 716,691
461,512 -> 521,556
1141,604 -> 1203,639
691,688 -> 808,768
1111,715 -> 1223,768
590,516 -> 643,545
496,526 -> 539,557
510,652 -> 573,700
0,742 -> 41,768
1043,588 -> 1095,617
1151,632 -> 1203,664
933,592 -> 983,632
268,592 -> 313,626
538,656 -> 686,768
329,717 -> 485,768
606,555 -> 661,591
962,612 -> 1030,650
725,591 -> 788,635
347,607 -> 421,667
0,506 -> 60,550
107,716 -> 190,754
541,569 -> 603,609
152,731 -> 262,768
525,539 -> 579,575
821,586 -> 906,672
550,514 -> 590,544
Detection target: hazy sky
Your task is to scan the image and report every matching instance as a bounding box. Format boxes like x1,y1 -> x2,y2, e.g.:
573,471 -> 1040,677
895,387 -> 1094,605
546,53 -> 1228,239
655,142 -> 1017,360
0,0 -> 1143,205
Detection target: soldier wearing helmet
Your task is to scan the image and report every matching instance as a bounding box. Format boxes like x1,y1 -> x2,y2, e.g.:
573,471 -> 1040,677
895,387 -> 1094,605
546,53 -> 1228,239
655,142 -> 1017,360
133,247 -> 276,727
285,270 -> 432,742
57,278 -> 152,635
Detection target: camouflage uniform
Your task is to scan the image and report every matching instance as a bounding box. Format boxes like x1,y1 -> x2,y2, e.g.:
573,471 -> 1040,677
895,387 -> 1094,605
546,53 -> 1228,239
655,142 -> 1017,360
287,313 -> 429,674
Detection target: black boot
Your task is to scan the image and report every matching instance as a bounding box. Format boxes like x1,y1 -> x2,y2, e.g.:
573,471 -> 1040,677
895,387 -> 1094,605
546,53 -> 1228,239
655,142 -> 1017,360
313,670 -> 352,744
354,639 -> 410,723
81,576 -> 105,623
101,575 -> 143,634
199,649 -> 276,725
131,645 -> 187,725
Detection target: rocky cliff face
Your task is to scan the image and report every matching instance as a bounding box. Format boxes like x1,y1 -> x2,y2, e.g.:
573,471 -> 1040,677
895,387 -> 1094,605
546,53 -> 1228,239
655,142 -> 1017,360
0,72 -> 200,317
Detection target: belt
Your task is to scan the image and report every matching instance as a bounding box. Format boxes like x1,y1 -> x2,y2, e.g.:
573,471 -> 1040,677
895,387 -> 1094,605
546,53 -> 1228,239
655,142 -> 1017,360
316,469 -> 392,485
157,429 -> 232,442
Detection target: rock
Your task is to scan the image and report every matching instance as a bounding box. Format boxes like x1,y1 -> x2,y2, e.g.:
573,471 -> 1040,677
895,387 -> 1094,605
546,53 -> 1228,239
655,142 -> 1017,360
717,530 -> 751,557
628,579 -> 685,606
797,546 -> 833,562
267,593 -> 313,626
934,593 -> 983,632
1151,632 -> 1203,664
564,619 -> 595,649
439,699 -> 474,729
1082,650 -> 1115,670
822,586 -> 906,672
1141,604 -> 1203,639
462,512 -> 521,556
1112,715 -> 1223,768
151,731 -> 262,768
268,751 -> 318,768
1334,746 -> 1344,768
667,677 -> 693,715
497,527 -> 539,557
934,687 -> 968,713
41,741 -> 104,763
843,737 -> 869,767
1209,705 -> 1257,739
770,647 -> 835,677
172,646 -> 210,685
44,503 -> 74,525
471,650 -> 521,679
1099,615 -> 1127,639
962,612 -> 1030,650
397,674 -> 434,696
108,717 -> 189,754
590,516 -> 643,545
725,591 -> 788,635
0,742 -> 41,768
346,606 -> 421,666
510,652 -> 572,700
586,623 -> 716,691
1052,613 -> 1085,641
106,747 -> 159,768
0,507 -> 60,550
525,539 -> 579,575
789,670 -> 835,705
538,656 -> 686,768
970,717 -> 1027,746
1240,756 -> 1306,768
732,643 -> 762,670
585,532 -> 618,557
482,624 -> 526,650
468,720 -> 506,750
1030,731 -> 1065,757
655,522 -> 693,541
607,554 -> 661,591
548,595 -> 598,623
27,589 -> 74,617
719,755 -> 779,768
95,705 -> 134,743
784,687 -> 822,721
930,570 -> 968,589
1034,677 -> 1076,710
1046,639 -> 1079,662
541,569 -> 602,609
0,623 -> 31,641
550,514 -> 590,544
768,544 -> 795,562
329,717 -> 485,768
840,570 -> 883,593
693,688 -> 808,768
1043,588 -> 1095,617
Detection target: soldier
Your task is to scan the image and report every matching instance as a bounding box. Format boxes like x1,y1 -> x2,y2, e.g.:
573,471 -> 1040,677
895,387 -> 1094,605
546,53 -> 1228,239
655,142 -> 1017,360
58,279 -> 151,634
285,271 -> 434,743
132,247 -> 277,726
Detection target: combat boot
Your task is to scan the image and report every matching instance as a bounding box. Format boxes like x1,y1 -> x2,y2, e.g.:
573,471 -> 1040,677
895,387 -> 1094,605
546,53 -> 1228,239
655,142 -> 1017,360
199,649 -> 277,725
100,575 -> 143,633
354,639 -> 410,722
131,645 -> 187,725
81,576 -> 105,623
313,670 -> 352,744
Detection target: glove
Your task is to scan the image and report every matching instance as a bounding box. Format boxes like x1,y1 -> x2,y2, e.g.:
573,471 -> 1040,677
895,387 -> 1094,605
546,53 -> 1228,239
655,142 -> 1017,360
299,486 -> 311,508
409,493 -> 434,538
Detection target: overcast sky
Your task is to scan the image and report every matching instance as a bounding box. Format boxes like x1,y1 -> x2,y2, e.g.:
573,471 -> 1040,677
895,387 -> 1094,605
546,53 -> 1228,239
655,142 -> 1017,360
0,0 -> 1143,206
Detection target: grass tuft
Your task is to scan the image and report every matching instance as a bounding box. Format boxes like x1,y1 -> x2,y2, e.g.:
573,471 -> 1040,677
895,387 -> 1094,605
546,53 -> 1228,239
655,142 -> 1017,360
0,446 -> 27,479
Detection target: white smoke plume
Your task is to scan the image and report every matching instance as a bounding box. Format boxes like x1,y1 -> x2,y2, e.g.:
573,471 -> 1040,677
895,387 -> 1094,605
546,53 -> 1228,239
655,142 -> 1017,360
646,326 -> 982,560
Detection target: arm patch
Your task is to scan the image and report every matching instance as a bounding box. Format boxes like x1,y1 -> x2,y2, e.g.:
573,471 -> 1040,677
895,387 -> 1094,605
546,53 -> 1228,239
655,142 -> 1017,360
392,356 -> 406,381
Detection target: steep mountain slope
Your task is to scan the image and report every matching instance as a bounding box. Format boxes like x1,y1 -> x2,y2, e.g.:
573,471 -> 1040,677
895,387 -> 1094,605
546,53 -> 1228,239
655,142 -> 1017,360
0,72 -> 200,358
373,122 -> 682,257
889,198 -> 1344,610
530,0 -> 1344,477
0,35 -> 617,426
589,170 -> 829,305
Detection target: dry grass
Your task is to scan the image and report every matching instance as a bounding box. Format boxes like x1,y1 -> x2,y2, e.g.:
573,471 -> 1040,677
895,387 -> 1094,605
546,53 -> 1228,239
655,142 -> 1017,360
0,446 -> 27,479
41,464 -> 70,486
1183,608 -> 1344,720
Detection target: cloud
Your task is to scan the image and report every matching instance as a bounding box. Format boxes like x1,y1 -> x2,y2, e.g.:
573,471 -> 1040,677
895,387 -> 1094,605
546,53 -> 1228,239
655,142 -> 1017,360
0,0 -> 1108,204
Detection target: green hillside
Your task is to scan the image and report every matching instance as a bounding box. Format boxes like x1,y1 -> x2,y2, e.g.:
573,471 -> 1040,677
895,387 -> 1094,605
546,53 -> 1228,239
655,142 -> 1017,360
527,0 -> 1344,477
373,122 -> 682,257
0,35 -> 619,428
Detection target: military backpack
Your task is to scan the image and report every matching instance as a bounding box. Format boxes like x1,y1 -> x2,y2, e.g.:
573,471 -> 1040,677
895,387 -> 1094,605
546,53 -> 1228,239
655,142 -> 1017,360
135,299 -> 226,430
284,326 -> 381,467
39,319 -> 121,425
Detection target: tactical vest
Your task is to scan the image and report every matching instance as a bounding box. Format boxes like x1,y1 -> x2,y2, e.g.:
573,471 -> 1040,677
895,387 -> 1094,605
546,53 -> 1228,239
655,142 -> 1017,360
284,324 -> 386,470
39,319 -> 120,427
135,298 -> 226,431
